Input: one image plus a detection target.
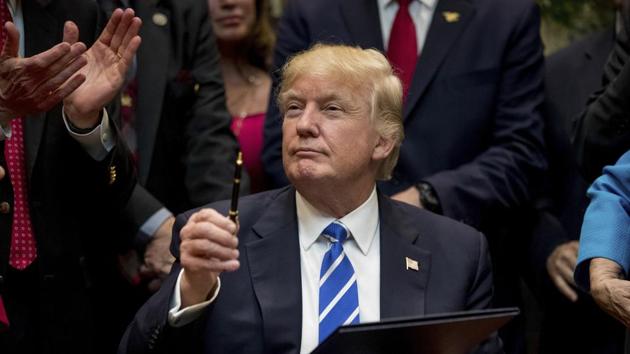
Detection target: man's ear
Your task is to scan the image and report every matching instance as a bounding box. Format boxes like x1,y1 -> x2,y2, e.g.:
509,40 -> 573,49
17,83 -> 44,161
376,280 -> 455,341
372,135 -> 395,162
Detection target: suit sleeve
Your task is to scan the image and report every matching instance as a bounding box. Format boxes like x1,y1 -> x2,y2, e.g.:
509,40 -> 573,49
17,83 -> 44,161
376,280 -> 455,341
423,3 -> 546,229
118,213 -> 207,354
574,149 -> 630,291
261,0 -> 311,187
572,7 -> 630,182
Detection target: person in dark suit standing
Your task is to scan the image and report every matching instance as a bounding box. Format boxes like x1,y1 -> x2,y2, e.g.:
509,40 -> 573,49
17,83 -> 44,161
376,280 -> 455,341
95,0 -> 243,290
119,44 -> 501,354
573,0 -> 630,182
0,3 -> 140,354
260,0 -> 545,350
526,10 -> 624,352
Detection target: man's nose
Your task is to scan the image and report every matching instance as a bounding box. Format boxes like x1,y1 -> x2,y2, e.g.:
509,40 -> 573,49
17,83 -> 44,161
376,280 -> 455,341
295,105 -> 319,137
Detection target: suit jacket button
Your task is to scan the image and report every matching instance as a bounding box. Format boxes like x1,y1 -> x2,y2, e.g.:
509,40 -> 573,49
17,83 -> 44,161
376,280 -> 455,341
0,202 -> 10,214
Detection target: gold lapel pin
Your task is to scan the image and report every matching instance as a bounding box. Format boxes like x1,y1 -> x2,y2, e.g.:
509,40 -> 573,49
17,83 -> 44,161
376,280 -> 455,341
152,12 -> 168,27
442,11 -> 460,23
405,257 -> 419,271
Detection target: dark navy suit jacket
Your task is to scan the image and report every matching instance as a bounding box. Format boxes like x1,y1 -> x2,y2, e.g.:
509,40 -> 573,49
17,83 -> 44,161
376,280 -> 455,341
261,0 -> 546,231
119,187 -> 501,354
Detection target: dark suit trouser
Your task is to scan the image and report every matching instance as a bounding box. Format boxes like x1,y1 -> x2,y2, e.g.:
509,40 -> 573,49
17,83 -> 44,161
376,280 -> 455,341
0,262 -> 42,354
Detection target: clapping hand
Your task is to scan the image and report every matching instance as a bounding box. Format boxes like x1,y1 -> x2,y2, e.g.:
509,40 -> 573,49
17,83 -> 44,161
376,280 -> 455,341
64,8 -> 141,128
0,21 -> 87,124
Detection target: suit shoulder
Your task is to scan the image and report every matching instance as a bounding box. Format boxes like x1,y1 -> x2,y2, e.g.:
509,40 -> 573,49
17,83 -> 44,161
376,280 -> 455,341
386,198 -> 483,244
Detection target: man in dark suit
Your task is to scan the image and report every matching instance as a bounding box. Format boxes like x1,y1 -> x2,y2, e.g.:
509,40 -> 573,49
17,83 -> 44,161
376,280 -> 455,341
573,0 -> 630,181
97,0 -> 242,287
0,3 -> 140,353
120,44 -> 500,354
260,1 -> 545,350
526,18 -> 624,354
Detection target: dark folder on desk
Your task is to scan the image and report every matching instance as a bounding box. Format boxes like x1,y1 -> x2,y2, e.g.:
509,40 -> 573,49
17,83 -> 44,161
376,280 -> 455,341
312,307 -> 518,354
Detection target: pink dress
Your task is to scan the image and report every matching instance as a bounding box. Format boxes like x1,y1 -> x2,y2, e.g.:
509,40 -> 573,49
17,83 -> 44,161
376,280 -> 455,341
231,112 -> 268,193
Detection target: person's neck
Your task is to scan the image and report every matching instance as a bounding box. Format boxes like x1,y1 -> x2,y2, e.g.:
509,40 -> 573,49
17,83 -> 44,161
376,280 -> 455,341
295,180 -> 376,219
219,53 -> 261,86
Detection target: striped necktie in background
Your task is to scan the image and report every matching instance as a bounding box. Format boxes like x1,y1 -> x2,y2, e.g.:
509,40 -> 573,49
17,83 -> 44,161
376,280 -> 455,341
318,221 -> 360,343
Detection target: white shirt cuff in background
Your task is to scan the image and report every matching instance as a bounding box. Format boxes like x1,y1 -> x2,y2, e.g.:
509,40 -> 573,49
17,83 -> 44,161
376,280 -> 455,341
63,107 -> 115,161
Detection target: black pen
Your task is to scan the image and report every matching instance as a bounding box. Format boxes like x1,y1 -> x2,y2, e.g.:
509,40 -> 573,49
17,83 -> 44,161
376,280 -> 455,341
228,151 -> 243,223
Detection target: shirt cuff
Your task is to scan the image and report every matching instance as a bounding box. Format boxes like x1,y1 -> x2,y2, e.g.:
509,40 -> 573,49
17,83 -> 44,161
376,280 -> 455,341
63,107 -> 115,161
137,208 -> 174,246
168,269 -> 221,327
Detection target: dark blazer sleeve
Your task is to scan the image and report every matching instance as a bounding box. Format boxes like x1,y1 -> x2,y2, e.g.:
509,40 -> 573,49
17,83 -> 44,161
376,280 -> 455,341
573,3 -> 630,182
423,3 -> 546,228
261,0 -> 311,187
118,212 -> 207,354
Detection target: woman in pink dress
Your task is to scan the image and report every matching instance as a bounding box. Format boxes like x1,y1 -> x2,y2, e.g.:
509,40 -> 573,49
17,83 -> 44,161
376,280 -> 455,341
207,0 -> 275,193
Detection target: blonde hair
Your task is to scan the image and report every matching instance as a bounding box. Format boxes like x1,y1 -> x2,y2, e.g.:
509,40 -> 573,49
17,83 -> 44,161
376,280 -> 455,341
278,44 -> 404,180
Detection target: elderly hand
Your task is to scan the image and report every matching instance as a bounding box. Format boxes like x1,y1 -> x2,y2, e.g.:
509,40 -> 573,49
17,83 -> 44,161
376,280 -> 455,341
179,209 -> 240,308
140,216 -> 176,292
546,241 -> 579,302
391,186 -> 422,208
590,257 -> 630,327
63,8 -> 141,128
0,22 -> 87,125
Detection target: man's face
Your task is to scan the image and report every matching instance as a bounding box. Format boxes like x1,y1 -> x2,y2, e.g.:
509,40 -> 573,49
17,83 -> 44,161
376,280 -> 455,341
281,74 -> 388,187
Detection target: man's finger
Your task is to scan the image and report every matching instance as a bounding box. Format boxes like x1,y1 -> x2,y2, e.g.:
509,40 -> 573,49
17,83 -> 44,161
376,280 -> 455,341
24,42 -> 72,73
118,17 -> 142,56
98,8 -> 124,46
190,209 -> 237,233
186,222 -> 239,248
180,252 -> 239,274
552,274 -> 578,302
37,48 -> 87,97
556,260 -> 576,287
62,21 -> 79,44
36,73 -> 86,111
184,238 -> 239,261
2,22 -> 20,58
110,8 -> 136,54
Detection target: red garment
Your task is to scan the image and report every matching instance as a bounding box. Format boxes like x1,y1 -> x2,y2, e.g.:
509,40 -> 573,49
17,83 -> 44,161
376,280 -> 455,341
387,0 -> 418,98
0,0 -> 36,271
231,112 -> 267,193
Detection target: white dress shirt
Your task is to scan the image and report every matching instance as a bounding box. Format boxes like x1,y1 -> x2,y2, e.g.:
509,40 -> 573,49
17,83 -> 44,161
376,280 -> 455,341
297,187 -> 381,354
169,187 -> 383,354
377,0 -> 437,54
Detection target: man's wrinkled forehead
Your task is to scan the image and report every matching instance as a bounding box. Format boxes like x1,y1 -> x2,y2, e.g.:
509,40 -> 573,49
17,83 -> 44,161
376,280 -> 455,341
282,73 -> 369,102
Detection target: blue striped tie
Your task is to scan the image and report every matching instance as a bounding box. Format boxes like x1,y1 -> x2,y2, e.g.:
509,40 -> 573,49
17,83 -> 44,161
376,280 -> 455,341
318,221 -> 360,343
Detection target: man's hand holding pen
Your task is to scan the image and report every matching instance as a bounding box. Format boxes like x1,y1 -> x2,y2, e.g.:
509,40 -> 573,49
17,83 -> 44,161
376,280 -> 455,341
179,208 -> 240,308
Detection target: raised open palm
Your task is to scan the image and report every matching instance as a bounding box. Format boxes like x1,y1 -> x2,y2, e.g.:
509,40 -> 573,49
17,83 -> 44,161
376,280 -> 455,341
64,8 -> 142,128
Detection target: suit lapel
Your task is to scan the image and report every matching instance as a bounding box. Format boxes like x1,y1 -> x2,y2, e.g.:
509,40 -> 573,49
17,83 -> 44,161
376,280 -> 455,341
135,0 -> 169,184
339,0 -> 384,51
247,188 -> 303,351
378,194 -> 431,318
404,0 -> 475,119
22,0 -> 58,178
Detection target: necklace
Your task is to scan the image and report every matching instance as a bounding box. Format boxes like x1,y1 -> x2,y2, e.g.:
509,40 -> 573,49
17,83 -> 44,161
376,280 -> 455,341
229,72 -> 261,137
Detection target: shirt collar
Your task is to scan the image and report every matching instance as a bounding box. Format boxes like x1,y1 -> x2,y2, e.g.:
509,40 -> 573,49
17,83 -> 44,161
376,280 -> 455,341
378,0 -> 437,11
296,187 -> 380,256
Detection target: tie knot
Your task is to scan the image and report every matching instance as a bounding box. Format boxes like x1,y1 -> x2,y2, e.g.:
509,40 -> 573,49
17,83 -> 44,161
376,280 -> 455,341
322,221 -> 348,243
397,0 -> 412,9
